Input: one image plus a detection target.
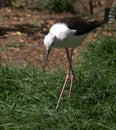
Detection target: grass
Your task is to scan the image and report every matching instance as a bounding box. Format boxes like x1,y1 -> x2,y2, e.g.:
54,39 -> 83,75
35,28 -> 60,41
0,35 -> 116,130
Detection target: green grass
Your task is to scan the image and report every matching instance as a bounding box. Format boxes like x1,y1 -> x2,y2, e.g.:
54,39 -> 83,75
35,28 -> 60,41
0,35 -> 116,130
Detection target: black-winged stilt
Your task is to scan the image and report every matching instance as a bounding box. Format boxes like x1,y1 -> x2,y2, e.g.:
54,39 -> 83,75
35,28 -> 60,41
43,16 -> 104,110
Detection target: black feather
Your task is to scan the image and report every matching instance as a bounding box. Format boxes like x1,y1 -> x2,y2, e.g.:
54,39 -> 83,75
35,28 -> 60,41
58,16 -> 104,35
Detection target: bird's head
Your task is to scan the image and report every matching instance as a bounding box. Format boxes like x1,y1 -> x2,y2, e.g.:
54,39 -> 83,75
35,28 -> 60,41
44,33 -> 55,51
43,33 -> 55,70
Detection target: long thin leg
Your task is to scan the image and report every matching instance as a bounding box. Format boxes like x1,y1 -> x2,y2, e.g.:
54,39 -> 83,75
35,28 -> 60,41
68,74 -> 74,98
66,48 -> 74,75
55,48 -> 74,110
55,73 -> 69,110
69,48 -> 74,98
66,48 -> 75,98
55,48 -> 70,110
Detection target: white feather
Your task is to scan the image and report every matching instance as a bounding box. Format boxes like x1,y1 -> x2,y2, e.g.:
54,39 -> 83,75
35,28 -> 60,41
44,23 -> 88,50
50,23 -> 76,40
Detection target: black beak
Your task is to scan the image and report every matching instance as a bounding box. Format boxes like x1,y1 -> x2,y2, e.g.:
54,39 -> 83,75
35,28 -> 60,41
43,49 -> 50,71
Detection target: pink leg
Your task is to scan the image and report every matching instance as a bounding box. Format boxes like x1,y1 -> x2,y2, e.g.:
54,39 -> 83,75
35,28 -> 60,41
55,73 -> 69,110
55,48 -> 75,110
68,74 -> 74,98
66,48 -> 75,98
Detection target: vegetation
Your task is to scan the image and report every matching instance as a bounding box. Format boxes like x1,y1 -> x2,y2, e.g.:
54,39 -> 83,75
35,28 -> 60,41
0,0 -> 101,14
0,35 -> 116,129
38,0 -> 75,12
0,0 -> 75,12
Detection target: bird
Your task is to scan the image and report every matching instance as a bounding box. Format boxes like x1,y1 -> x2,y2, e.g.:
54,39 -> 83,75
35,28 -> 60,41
43,16 -> 104,110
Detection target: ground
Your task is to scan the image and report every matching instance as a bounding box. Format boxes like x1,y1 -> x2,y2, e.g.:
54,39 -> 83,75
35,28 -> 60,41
0,7 -> 109,71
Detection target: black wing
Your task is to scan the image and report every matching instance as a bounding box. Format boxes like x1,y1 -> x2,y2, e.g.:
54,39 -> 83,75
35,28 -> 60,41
58,16 -> 104,35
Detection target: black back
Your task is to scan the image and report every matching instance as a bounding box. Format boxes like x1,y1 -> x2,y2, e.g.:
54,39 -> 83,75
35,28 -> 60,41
58,16 -> 104,35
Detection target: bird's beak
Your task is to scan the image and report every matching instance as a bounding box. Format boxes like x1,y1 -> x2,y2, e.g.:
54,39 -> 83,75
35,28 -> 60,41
43,49 -> 50,71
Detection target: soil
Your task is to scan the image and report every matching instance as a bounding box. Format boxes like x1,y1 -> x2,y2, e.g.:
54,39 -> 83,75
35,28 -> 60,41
0,7 -> 114,71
